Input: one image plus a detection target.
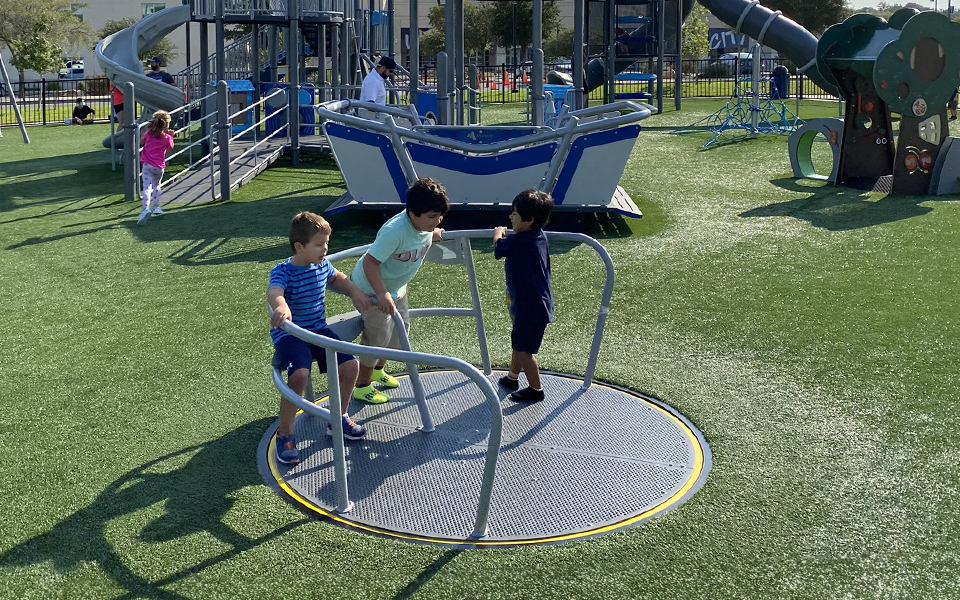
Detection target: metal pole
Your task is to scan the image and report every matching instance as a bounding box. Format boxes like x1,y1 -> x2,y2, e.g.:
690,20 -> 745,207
318,25 -> 327,102
437,51 -> 449,125
469,63 -> 478,125
253,25 -> 262,129
216,80 -> 231,201
0,53 -> 29,143
532,0 -> 544,126
200,22 -> 211,146
325,347 -> 352,513
460,238 -> 491,374
215,1 -> 226,82
410,0 -> 419,106
388,0 -> 395,59
456,0 -> 465,124
332,24 -> 341,100
573,0 -> 585,110
657,0 -> 665,113
288,0 -> 301,166
123,82 -> 136,203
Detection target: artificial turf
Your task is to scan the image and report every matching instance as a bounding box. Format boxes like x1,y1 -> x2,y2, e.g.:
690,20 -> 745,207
0,99 -> 957,599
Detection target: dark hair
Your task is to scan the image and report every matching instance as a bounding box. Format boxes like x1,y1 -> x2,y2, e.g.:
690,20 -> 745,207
512,189 -> 553,229
378,56 -> 397,70
288,211 -> 331,252
406,177 -> 449,216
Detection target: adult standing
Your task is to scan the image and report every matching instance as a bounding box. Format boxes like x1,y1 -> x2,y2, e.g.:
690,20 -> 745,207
359,56 -> 396,106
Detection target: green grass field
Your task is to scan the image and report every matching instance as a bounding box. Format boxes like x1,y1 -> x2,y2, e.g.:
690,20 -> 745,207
1,99 -> 958,599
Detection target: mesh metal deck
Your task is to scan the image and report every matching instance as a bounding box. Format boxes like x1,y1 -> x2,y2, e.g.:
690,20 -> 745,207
258,370 -> 710,547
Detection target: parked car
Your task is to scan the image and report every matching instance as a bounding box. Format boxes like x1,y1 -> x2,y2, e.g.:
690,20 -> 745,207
59,67 -> 84,80
715,52 -> 755,75
59,60 -> 84,79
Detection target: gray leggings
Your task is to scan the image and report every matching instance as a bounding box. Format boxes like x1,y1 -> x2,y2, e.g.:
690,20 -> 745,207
141,163 -> 164,210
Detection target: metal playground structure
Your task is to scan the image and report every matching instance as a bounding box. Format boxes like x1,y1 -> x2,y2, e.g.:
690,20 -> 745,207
261,230 -> 712,546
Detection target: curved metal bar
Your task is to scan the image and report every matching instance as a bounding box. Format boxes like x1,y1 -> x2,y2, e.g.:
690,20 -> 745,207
270,310 -> 503,538
325,230 -> 613,387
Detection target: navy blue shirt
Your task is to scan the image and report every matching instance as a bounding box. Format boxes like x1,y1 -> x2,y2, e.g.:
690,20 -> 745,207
494,229 -> 553,324
147,70 -> 175,86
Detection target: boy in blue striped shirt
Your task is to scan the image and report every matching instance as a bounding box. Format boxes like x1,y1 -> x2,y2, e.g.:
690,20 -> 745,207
268,212 -> 373,464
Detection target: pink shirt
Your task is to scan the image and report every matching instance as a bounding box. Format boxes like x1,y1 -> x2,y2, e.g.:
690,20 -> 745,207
140,131 -> 174,169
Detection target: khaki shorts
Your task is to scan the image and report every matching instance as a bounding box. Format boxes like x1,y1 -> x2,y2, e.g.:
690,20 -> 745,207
358,293 -> 410,367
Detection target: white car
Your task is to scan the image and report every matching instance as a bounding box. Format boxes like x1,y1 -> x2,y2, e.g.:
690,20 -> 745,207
716,52 -> 755,75
59,60 -> 84,79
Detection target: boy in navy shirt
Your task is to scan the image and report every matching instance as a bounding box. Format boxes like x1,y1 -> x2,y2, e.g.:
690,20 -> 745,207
493,190 -> 554,402
268,212 -> 373,464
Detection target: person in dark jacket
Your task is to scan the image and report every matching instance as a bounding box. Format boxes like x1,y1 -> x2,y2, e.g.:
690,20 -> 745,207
493,189 -> 555,402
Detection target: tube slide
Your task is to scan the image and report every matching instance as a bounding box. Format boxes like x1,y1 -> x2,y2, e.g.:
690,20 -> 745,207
585,0 -> 836,96
696,0 -> 836,95
95,4 -> 190,148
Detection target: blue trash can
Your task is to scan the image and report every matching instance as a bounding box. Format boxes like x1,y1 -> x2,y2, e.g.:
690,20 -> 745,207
771,65 -> 790,100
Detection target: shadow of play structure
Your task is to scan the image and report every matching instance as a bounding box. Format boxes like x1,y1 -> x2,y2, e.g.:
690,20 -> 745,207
789,9 -> 960,195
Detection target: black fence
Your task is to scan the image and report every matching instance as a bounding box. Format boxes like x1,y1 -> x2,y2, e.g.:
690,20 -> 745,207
1,60 -> 837,128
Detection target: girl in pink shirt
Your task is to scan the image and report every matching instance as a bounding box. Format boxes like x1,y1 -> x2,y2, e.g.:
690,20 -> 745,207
138,110 -> 175,225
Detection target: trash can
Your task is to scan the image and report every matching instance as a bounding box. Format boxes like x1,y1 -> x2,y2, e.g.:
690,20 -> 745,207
771,65 -> 790,99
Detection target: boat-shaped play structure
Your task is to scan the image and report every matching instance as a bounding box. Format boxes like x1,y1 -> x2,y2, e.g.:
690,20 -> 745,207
315,100 -> 653,219
259,231 -> 711,547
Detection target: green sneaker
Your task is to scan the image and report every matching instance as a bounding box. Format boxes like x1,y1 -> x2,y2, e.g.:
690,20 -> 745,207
354,384 -> 389,404
372,368 -> 399,389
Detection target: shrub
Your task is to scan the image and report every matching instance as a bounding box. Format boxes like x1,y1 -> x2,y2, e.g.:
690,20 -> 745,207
698,62 -> 731,79
85,75 -> 111,96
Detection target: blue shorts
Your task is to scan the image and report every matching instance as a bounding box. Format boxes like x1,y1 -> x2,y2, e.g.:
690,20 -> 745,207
511,321 -> 548,354
274,327 -> 355,378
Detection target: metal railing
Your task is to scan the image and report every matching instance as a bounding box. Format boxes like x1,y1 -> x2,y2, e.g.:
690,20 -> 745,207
268,229 -> 615,538
190,0 -> 347,19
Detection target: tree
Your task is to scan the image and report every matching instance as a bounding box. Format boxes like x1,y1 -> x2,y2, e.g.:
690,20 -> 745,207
762,0 -> 848,35
10,24 -> 63,78
488,1 -> 562,62
0,0 -> 95,92
419,2 -> 496,63
97,18 -> 178,67
543,27 -> 573,60
682,3 -> 710,59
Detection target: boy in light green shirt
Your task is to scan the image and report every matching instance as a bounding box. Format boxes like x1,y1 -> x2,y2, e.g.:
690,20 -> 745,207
350,177 -> 449,403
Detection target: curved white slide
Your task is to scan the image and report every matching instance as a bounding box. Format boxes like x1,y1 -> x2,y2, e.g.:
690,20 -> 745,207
95,4 -> 190,147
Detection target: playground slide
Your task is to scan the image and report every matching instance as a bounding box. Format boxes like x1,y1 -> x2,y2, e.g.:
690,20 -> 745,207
95,5 -> 190,148
585,0 -> 837,97
697,0 -> 836,95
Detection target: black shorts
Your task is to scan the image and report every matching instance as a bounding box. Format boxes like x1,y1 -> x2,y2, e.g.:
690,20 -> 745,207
274,327 -> 354,377
113,103 -> 124,113
511,321 -> 548,354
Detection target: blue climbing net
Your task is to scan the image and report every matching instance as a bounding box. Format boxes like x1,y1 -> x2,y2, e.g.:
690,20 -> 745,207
675,63 -> 805,148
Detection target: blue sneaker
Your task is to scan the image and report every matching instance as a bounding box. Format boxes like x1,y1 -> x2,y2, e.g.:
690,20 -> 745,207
275,433 -> 299,465
326,415 -> 367,440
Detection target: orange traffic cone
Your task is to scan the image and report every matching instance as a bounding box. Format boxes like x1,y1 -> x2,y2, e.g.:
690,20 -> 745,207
504,71 -> 510,87
490,77 -> 497,90
521,70 -> 528,84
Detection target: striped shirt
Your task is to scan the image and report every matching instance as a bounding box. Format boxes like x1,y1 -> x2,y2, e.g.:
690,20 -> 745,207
269,258 -> 334,344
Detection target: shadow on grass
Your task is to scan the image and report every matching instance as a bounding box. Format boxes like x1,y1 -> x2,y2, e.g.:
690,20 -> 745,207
741,177 -> 945,230
0,418 -> 312,600
0,151 -> 123,215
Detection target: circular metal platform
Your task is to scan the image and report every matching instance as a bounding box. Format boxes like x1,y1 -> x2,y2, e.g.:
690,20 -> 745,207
258,370 -> 711,547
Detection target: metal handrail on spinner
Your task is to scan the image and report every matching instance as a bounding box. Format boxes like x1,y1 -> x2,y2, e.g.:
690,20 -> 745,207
267,230 -> 614,538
